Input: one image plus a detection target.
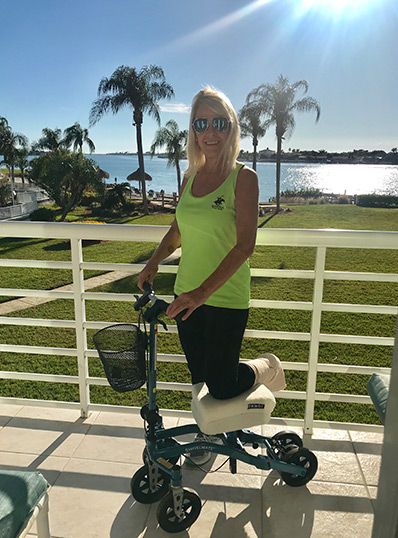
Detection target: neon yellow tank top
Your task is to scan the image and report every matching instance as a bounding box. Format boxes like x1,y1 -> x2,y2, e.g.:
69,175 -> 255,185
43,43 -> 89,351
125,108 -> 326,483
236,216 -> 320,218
174,162 -> 250,309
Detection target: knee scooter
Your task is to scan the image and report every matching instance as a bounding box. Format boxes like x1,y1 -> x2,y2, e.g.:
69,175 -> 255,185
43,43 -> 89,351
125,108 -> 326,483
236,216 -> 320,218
93,283 -> 318,533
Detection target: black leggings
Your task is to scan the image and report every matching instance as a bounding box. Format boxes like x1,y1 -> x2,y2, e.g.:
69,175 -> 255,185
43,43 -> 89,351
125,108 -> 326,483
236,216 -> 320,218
176,303 -> 255,400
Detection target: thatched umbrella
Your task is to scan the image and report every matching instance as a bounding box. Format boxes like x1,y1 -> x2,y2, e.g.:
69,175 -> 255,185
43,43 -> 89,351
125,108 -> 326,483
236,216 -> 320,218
127,168 -> 152,198
99,168 -> 110,179
127,168 -> 152,183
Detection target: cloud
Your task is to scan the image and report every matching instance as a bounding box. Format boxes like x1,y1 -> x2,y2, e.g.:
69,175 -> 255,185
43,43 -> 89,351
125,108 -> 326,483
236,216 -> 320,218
160,103 -> 191,114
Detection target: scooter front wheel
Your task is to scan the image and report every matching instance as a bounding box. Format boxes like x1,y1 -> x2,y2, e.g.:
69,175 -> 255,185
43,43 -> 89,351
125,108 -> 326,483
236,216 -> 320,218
131,465 -> 170,504
157,488 -> 201,533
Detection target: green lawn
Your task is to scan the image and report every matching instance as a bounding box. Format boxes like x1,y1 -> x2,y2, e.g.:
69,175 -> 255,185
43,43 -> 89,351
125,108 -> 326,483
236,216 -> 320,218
0,213 -> 173,303
1,204 -> 397,425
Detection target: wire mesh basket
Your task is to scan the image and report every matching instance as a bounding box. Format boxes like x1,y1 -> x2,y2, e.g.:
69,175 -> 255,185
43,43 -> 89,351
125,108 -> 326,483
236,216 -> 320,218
93,323 -> 147,392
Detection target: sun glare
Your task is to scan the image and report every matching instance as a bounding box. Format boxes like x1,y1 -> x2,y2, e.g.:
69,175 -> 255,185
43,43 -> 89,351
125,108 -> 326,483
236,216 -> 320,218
301,0 -> 376,14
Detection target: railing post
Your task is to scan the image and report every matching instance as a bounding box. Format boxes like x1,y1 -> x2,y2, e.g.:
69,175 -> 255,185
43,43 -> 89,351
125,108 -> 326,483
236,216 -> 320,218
304,246 -> 326,436
71,238 -> 90,417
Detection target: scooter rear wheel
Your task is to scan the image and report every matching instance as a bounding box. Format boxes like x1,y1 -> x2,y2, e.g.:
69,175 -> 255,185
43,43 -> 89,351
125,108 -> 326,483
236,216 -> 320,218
272,431 -> 303,450
280,447 -> 318,487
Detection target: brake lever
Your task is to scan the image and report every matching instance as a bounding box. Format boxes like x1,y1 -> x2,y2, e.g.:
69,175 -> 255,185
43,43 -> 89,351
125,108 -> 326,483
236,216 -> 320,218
143,299 -> 169,330
156,317 -> 168,331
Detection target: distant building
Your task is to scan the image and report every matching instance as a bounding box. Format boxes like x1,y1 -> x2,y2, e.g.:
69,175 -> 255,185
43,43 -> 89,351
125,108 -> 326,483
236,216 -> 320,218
258,148 -> 276,159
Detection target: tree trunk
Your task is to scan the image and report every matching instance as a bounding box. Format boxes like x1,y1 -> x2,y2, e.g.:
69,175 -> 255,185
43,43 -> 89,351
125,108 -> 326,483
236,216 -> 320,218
176,160 -> 181,197
59,186 -> 80,222
59,200 -> 73,222
10,164 -> 15,205
134,110 -> 148,214
275,136 -> 282,213
252,138 -> 258,171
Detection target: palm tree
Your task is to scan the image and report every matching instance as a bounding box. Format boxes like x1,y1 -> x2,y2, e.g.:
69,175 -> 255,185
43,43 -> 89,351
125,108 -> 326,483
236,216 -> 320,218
15,146 -> 31,184
63,122 -> 95,153
89,64 -> 174,213
32,128 -> 64,152
249,75 -> 320,212
104,181 -> 131,210
0,116 -> 9,131
0,125 -> 28,203
150,120 -> 187,195
238,100 -> 267,171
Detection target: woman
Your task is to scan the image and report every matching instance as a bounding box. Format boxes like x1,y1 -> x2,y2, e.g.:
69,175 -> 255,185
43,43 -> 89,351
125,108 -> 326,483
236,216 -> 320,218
138,87 -> 285,463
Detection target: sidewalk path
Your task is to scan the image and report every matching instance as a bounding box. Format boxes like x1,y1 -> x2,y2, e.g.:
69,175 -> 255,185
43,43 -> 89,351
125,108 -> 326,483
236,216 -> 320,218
0,249 -> 181,316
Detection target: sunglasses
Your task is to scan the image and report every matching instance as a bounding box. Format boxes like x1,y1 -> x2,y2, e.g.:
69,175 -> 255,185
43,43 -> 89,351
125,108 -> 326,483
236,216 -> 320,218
192,116 -> 229,133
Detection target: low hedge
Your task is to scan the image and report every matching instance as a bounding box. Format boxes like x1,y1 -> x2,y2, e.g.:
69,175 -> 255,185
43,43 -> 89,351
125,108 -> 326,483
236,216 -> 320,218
29,207 -> 57,221
356,194 -> 398,208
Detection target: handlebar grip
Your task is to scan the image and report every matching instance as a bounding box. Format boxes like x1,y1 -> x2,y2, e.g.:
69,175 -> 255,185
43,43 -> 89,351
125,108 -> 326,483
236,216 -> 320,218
143,281 -> 152,293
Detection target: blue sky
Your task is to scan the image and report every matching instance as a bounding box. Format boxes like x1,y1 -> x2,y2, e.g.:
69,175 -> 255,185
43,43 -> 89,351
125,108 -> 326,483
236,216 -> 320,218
2,0 -> 397,154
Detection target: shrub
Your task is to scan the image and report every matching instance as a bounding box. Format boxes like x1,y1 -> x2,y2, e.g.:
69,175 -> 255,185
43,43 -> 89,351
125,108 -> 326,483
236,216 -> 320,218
280,188 -> 323,199
356,194 -> 398,208
0,177 -> 12,206
30,207 -> 57,221
81,193 -> 99,207
337,196 -> 351,204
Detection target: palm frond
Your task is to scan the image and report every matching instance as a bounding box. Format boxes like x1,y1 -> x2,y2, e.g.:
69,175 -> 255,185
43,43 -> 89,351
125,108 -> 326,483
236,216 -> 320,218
291,79 -> 309,95
89,96 -> 113,126
293,97 -> 321,121
239,100 -> 267,141
145,103 -> 161,125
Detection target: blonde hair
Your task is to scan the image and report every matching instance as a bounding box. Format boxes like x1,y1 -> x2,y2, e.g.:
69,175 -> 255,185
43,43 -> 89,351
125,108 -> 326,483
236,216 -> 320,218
185,86 -> 240,178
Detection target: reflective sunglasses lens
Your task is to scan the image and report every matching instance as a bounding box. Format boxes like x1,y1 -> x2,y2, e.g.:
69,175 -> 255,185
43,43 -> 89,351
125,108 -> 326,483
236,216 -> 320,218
193,118 -> 209,133
213,117 -> 228,131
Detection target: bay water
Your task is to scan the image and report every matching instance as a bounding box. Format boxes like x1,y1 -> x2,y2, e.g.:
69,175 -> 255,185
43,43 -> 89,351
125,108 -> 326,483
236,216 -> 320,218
89,154 -> 398,203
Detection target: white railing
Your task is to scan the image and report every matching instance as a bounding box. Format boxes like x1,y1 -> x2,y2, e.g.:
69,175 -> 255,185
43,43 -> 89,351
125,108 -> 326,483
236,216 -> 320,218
1,221 -> 397,435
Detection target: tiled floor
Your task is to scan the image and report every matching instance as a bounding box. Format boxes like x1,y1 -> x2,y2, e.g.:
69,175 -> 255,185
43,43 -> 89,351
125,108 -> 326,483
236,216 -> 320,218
0,405 -> 381,537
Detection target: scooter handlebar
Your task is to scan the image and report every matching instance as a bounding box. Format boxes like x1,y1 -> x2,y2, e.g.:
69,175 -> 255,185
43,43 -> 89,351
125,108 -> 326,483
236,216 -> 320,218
136,282 -> 188,323
143,281 -> 152,293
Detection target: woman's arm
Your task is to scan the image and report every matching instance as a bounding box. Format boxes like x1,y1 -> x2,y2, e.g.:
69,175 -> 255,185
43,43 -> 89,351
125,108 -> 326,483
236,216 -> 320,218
137,176 -> 189,290
166,166 -> 259,319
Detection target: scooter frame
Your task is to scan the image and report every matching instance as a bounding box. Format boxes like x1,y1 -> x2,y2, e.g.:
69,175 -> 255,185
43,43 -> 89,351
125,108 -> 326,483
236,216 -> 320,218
124,286 -> 317,532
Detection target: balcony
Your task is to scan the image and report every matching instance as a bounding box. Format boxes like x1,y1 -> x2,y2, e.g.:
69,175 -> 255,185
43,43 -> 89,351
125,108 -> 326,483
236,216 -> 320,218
0,221 -> 397,536
0,404 -> 381,537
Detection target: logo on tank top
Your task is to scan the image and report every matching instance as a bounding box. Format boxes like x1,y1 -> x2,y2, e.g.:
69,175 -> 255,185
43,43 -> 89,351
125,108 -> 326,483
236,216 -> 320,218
212,195 -> 225,210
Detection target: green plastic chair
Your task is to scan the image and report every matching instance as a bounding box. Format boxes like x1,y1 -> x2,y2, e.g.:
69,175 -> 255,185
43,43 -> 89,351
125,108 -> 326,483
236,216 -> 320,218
367,373 -> 390,425
0,470 -> 50,538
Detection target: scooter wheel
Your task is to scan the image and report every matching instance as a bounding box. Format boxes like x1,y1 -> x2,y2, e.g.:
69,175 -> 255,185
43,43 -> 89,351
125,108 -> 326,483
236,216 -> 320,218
157,487 -> 201,533
131,465 -> 170,504
272,431 -> 303,450
280,447 -> 318,487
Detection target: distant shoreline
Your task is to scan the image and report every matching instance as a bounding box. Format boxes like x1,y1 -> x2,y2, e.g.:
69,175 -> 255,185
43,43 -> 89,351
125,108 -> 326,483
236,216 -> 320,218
21,152 -> 397,166
98,153 -> 397,165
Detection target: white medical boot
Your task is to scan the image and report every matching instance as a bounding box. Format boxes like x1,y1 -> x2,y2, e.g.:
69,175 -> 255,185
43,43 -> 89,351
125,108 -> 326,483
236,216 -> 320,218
248,353 -> 286,392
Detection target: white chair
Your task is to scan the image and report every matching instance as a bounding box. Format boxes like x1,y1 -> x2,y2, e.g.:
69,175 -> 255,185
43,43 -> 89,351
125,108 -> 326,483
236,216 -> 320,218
0,470 -> 51,538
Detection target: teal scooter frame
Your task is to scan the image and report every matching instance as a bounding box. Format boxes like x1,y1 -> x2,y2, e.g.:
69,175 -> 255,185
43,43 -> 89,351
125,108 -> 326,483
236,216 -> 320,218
95,283 -> 318,533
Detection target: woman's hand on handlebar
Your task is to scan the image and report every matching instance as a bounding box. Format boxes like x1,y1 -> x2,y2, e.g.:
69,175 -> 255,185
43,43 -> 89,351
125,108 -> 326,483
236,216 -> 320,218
137,262 -> 158,291
166,288 -> 206,322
